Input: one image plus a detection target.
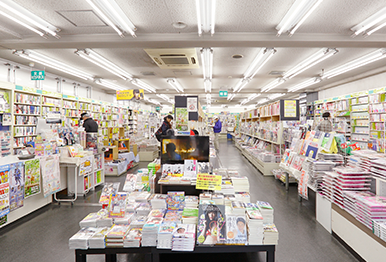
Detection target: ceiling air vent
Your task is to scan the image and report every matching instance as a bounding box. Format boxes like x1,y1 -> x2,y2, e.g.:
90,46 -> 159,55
144,48 -> 199,69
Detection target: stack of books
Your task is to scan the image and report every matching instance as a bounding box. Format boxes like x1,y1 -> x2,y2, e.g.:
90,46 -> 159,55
185,196 -> 198,208
182,207 -> 199,224
130,215 -> 148,228
88,227 -> 110,249
356,195 -> 386,229
136,203 -> 152,216
225,214 -> 248,245
96,209 -> 113,227
199,193 -> 212,204
231,177 -> 250,193
263,224 -> 279,245
142,216 -> 164,246
164,210 -> 182,223
370,158 -> 386,180
69,227 -> 99,249
224,195 -> 236,207
123,227 -> 142,247
235,192 -> 250,203
372,220 -> 386,242
212,194 -> 225,205
157,222 -> 176,249
79,213 -> 100,228
231,201 -> 246,215
114,212 -> 134,225
135,192 -> 151,203
246,208 -> 264,245
256,201 -> 274,224
215,179 -> 235,195
126,201 -> 139,213
171,224 -> 196,251
150,194 -> 168,209
105,225 -> 130,247
343,191 -> 375,218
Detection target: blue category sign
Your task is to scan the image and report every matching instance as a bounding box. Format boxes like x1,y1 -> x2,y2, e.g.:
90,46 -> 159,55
31,71 -> 45,80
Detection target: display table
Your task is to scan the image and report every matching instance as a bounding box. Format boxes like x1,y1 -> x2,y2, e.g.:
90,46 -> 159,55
138,150 -> 158,162
158,183 -> 201,196
75,245 -> 276,262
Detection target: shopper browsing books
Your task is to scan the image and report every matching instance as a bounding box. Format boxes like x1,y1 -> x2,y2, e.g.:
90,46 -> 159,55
316,112 -> 333,132
211,116 -> 222,150
155,115 -> 174,142
80,112 -> 98,133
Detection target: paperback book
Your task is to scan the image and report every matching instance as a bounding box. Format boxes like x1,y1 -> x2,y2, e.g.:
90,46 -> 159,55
197,204 -> 226,245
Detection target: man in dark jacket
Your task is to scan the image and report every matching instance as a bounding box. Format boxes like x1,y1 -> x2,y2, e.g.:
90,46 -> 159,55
80,112 -> 98,133
155,115 -> 173,142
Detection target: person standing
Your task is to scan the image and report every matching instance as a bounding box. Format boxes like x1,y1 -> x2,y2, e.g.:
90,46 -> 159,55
316,112 -> 333,132
80,112 -> 98,133
212,116 -> 222,150
155,115 -> 173,141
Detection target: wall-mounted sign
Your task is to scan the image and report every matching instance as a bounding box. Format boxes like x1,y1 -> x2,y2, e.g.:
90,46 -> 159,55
219,91 -> 228,97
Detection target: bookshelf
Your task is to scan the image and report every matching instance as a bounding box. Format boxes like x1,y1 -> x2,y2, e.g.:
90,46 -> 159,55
350,92 -> 369,149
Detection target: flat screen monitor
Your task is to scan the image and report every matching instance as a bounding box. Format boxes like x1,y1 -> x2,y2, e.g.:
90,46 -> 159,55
161,136 -> 209,164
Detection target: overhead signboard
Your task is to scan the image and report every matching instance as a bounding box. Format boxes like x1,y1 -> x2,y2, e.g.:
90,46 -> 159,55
116,89 -> 144,100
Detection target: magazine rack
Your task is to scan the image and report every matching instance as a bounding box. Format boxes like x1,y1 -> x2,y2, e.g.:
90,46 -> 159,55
75,245 -> 276,262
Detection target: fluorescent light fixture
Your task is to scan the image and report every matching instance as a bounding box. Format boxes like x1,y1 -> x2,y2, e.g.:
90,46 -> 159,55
233,78 -> 250,92
283,48 -> 338,79
200,48 -> 213,79
257,98 -> 269,105
86,0 -> 136,37
276,0 -> 323,36
131,78 -> 156,93
96,79 -> 125,90
204,79 -> 212,93
240,98 -> 248,105
75,49 -> 133,80
156,94 -> 174,104
0,0 -> 59,37
145,97 -> 161,106
351,6 -> 386,36
261,78 -> 286,92
206,93 -> 212,105
195,0 -> 216,36
267,93 -> 286,100
227,93 -> 236,101
244,48 -> 276,79
288,78 -> 321,92
14,50 -> 94,80
166,78 -> 184,93
240,93 -> 260,105
322,49 -> 386,79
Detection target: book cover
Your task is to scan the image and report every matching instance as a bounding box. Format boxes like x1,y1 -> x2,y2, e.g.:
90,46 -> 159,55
197,204 -> 226,245
305,142 -> 319,159
24,159 -> 40,198
166,191 -> 185,211
226,215 -> 248,245
320,133 -> 333,150
108,192 -> 127,218
9,162 -> 24,212
184,160 -> 197,178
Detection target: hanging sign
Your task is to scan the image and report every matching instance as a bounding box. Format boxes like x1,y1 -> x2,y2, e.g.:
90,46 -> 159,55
219,91 -> 228,97
116,89 -> 144,100
31,71 -> 45,80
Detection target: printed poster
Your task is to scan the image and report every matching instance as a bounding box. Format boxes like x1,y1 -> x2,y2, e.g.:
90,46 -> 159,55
284,100 -> 297,118
187,97 -> 198,112
175,108 -> 189,131
0,164 -> 10,218
24,159 -> 41,198
298,170 -> 309,200
196,173 -> 222,191
79,156 -> 93,176
116,89 -> 144,100
9,162 -> 24,211
41,155 -> 61,197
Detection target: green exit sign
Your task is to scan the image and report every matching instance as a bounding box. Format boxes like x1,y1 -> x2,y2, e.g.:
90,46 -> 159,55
219,91 -> 228,97
31,71 -> 45,80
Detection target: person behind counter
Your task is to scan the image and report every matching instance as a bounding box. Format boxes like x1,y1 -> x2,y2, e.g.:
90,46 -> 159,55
80,112 -> 98,133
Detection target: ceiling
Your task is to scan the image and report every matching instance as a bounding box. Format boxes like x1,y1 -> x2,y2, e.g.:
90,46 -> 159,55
1,0 -> 386,107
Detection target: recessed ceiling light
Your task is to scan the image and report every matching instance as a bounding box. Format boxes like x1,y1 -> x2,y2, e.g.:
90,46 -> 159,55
172,22 -> 187,29
269,71 -> 284,75
232,54 -> 243,59
228,76 -> 232,79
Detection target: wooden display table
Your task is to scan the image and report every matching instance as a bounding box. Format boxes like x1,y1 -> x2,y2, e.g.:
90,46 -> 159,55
75,245 -> 276,262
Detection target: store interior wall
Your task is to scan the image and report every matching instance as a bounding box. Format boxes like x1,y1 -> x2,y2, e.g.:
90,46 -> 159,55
318,70 -> 386,99
0,63 -> 157,112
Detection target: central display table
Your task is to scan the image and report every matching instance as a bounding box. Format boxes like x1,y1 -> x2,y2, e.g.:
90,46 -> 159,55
75,245 -> 276,262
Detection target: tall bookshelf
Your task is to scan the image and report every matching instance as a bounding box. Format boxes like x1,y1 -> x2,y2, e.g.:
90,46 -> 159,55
350,91 -> 369,149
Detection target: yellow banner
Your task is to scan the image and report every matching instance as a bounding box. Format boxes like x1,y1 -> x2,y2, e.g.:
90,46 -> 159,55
196,173 -> 222,191
116,89 -> 144,100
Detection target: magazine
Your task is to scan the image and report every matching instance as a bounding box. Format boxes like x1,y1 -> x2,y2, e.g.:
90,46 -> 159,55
184,160 -> 197,178
197,204 -> 226,245
225,215 -> 248,245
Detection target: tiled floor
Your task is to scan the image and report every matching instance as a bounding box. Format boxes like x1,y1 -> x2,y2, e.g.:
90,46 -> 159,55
0,140 -> 358,262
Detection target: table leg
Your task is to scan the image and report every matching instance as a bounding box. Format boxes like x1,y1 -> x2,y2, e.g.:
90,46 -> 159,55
145,252 -> 153,262
285,173 -> 289,191
75,250 -> 87,262
105,253 -> 117,262
266,248 -> 275,262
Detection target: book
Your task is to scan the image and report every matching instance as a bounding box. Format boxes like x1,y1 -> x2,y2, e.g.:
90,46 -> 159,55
166,191 -> 185,211
108,192 -> 127,218
225,215 -> 248,245
197,204 -> 226,245
320,132 -> 333,150
172,224 -> 196,251
184,160 -> 197,178
123,227 -> 143,248
305,142 -> 319,159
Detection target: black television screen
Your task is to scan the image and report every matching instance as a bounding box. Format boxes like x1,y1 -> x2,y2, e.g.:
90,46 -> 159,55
161,136 -> 210,164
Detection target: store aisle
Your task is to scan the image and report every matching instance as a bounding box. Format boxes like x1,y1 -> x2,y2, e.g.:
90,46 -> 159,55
0,140 -> 358,262
216,139 -> 358,262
